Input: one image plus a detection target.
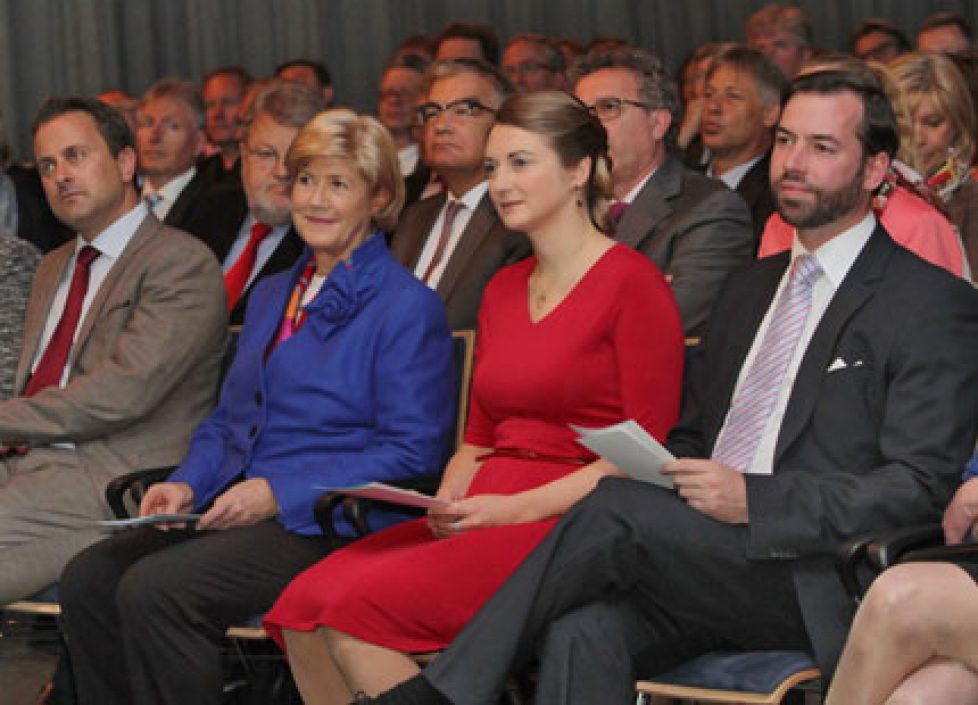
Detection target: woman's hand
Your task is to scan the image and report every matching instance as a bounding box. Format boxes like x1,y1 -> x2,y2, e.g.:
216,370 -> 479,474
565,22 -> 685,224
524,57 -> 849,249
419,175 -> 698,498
429,494 -> 526,538
139,482 -> 194,531
198,478 -> 279,530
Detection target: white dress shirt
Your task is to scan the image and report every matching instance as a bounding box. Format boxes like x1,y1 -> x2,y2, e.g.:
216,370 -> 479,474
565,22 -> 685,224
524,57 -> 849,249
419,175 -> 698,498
413,181 -> 488,288
398,143 -> 420,177
718,211 -> 877,475
707,154 -> 763,190
141,167 -> 196,221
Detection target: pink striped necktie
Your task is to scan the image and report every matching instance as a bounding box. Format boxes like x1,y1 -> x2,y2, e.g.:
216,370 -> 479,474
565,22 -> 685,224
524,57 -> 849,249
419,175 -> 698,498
711,254 -> 822,473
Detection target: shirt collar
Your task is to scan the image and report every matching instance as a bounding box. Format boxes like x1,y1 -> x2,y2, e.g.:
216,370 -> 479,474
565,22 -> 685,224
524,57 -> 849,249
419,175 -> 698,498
790,211 -> 876,290
76,202 -> 149,260
620,165 -> 658,204
450,180 -> 488,211
142,166 -> 196,202
708,154 -> 763,190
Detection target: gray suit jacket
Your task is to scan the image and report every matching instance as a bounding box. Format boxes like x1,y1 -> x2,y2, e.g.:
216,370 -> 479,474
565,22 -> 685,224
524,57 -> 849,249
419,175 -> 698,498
616,155 -> 753,337
0,213 -> 227,481
390,191 -> 531,331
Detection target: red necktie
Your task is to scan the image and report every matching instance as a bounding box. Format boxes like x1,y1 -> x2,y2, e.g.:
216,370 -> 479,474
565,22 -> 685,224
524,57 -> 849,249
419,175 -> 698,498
225,222 -> 272,312
23,245 -> 101,397
422,201 -> 463,284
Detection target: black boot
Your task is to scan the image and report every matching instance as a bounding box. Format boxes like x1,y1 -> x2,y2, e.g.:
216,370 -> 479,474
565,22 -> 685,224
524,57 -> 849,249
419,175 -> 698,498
349,675 -> 452,705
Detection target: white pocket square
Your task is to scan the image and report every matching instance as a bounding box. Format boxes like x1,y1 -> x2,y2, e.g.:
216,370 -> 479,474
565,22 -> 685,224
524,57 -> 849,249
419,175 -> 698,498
827,357 -> 864,372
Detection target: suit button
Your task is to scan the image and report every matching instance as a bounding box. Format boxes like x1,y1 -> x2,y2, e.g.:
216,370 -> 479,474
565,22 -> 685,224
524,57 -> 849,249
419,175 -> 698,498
248,425 -> 258,438
255,391 -> 263,405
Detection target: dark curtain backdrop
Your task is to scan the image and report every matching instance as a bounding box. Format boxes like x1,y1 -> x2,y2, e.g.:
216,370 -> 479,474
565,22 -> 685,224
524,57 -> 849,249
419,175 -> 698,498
2,0 -> 975,159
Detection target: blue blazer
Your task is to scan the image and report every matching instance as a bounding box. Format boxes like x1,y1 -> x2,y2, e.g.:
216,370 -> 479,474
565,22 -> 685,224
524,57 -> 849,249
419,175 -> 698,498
169,232 -> 455,535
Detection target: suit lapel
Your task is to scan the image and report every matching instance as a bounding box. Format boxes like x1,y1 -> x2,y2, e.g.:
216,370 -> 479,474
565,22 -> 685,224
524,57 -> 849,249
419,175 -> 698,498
391,194 -> 445,270
615,156 -> 681,251
774,229 -> 892,461
736,153 -> 770,205
437,193 -> 497,299
15,244 -> 74,391
163,171 -> 205,227
71,215 -> 161,360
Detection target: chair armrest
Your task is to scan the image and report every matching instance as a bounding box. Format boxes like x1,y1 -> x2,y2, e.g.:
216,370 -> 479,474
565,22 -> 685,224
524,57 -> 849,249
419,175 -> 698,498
104,467 -> 176,519
866,523 -> 944,571
314,474 -> 442,545
835,531 -> 881,601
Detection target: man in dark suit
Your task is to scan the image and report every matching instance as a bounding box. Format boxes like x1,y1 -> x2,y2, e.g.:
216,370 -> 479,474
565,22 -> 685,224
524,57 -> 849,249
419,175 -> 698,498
135,78 -> 216,238
390,59 -> 530,331
365,66 -> 978,705
182,80 -> 324,324
701,46 -> 784,249
572,46 -> 754,338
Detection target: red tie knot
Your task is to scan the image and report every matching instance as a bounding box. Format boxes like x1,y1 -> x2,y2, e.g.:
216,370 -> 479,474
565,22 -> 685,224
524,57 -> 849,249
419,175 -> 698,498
77,245 -> 100,270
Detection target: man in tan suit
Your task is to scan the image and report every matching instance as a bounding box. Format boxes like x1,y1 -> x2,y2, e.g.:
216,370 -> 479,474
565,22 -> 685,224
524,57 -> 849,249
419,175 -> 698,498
0,96 -> 226,602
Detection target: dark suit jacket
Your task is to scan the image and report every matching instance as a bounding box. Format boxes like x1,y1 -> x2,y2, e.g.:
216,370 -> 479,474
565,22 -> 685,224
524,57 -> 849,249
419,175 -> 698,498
616,155 -> 753,338
160,169 -> 223,241
196,152 -> 242,189
707,152 -> 776,252
178,186 -> 305,325
403,162 -> 432,213
669,226 -> 978,676
736,153 -> 776,250
390,191 -> 531,331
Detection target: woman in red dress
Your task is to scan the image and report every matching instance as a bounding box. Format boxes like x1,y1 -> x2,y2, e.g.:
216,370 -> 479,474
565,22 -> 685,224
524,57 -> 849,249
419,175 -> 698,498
263,91 -> 685,704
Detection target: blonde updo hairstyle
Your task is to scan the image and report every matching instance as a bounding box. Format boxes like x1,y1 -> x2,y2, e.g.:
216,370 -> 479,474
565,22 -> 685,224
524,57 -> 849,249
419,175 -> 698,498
493,91 -> 614,233
285,108 -> 405,232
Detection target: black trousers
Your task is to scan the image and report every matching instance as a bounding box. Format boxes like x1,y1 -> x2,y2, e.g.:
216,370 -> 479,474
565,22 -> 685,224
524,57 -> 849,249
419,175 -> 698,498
59,520 -> 333,705
425,477 -> 813,705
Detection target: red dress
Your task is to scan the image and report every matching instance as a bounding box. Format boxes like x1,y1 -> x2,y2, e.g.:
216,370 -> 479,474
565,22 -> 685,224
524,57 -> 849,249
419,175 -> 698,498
264,244 -> 683,653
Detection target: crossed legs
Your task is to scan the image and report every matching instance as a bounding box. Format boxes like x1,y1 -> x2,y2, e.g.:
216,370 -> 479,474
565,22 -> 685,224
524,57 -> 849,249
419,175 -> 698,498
416,477 -> 810,705
825,561 -> 978,705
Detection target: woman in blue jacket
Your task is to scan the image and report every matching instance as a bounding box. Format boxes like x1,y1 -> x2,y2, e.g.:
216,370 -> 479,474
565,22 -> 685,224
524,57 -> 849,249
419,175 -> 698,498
58,109 -> 455,705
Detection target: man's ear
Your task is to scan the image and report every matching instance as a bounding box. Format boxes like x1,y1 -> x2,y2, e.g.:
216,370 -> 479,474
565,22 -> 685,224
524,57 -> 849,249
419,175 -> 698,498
762,102 -> 781,130
649,108 -> 672,142
116,145 -> 138,183
862,151 -> 891,192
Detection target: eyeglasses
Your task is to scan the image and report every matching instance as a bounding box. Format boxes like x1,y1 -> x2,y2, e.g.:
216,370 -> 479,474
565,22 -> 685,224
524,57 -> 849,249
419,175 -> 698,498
245,145 -> 284,167
503,60 -> 555,78
586,97 -> 654,121
417,98 -> 496,124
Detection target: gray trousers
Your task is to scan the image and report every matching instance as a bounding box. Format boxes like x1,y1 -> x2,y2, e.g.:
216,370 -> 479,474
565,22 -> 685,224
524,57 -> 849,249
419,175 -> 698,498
0,448 -> 112,602
426,477 -> 812,705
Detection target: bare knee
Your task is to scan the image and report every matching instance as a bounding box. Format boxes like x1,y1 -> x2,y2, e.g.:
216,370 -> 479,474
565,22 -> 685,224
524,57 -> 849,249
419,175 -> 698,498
860,564 -> 949,641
